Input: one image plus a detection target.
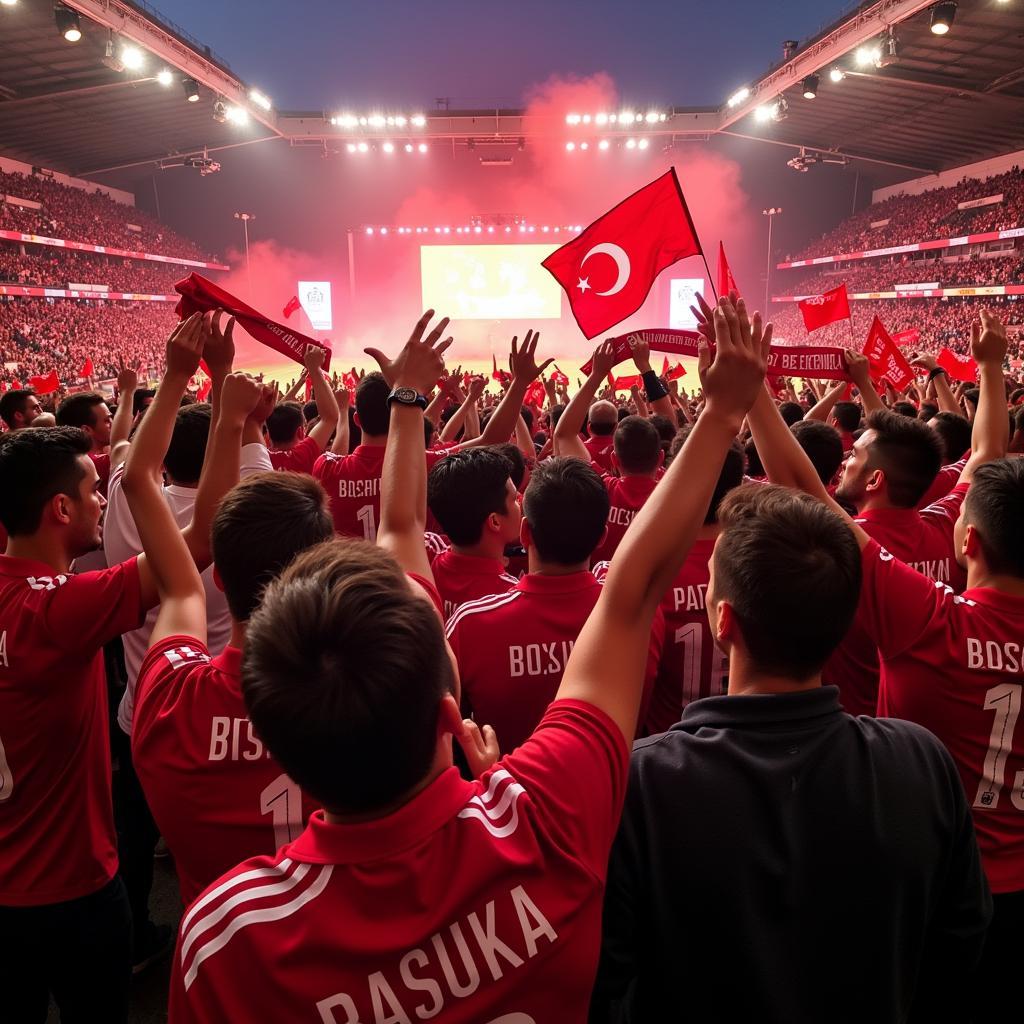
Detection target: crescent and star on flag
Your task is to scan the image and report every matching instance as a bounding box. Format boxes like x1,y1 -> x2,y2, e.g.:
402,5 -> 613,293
576,243 -> 631,297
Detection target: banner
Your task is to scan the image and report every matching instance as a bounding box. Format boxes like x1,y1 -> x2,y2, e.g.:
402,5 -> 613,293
895,282 -> 938,292
870,219 -> 891,229
892,328 -> 921,348
2,195 -> 42,211
957,194 -> 1002,211
0,229 -> 229,270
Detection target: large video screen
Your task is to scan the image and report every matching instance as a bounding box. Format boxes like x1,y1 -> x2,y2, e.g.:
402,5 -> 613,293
420,244 -> 561,320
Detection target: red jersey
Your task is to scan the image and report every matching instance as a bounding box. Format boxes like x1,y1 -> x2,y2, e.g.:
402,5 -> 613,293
90,450 -> 111,497
917,457 -> 968,509
269,435 -> 322,475
169,701 -> 627,1024
0,555 -> 144,905
863,540 -> 1024,893
823,484 -> 968,717
446,571 -> 664,751
645,537 -> 727,735
591,469 -> 659,565
132,635 -> 320,906
431,550 -> 517,620
584,434 -> 615,473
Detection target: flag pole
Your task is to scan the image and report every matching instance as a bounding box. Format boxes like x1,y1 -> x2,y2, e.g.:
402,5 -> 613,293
701,250 -> 718,303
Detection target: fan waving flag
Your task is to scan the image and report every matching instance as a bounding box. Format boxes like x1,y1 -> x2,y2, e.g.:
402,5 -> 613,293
798,284 -> 851,332
28,371 -> 60,395
542,168 -> 702,339
937,347 -> 978,382
863,316 -> 914,391
80,357 -> 94,378
717,241 -> 738,298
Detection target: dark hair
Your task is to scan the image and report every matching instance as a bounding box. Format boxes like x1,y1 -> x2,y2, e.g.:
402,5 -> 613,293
0,427 -> 92,535
549,404 -> 566,430
522,457 -> 608,565
132,389 -> 156,417
744,437 -> 764,478
671,425 -> 744,524
715,484 -> 861,678
0,389 -> 36,429
492,442 -> 527,490
520,406 -> 534,433
267,402 -> 305,446
212,472 -> 334,621
163,403 -> 211,484
964,459 -> 1024,578
303,400 -> 318,423
242,539 -> 455,813
355,372 -> 391,437
779,401 -> 804,427
918,401 -> 938,421
929,411 -> 972,463
649,414 -> 677,456
832,401 -> 861,433
963,388 -> 980,408
865,409 -> 944,508
792,420 -> 844,486
613,415 -> 661,474
424,417 -> 435,447
427,449 -> 513,545
55,392 -> 104,429
892,400 -> 918,419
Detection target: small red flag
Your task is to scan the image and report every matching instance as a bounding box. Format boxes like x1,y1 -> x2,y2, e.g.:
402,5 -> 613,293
614,374 -> 643,390
283,295 -> 301,319
799,284 -> 851,332
667,362 -> 687,381
80,357 -> 94,378
937,348 -> 978,383
542,168 -> 702,339
550,365 -> 570,387
863,316 -> 914,391
28,371 -> 60,395
717,241 -> 738,299
892,328 -> 920,348
525,381 -> 547,407
196,378 -> 213,401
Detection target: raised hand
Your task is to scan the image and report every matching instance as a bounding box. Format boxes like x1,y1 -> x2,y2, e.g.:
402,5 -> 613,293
334,387 -> 351,413
689,292 -> 716,345
629,334 -> 653,373
972,309 -> 1008,366
116,356 -> 139,394
590,339 -> 618,380
456,718 -> 500,779
303,345 -> 326,375
700,296 -> 770,429
220,372 -> 263,424
843,348 -> 873,385
166,313 -> 206,380
204,308 -> 236,373
248,382 -> 279,425
467,375 -> 487,400
365,309 -> 452,393
909,350 -> 938,372
509,330 -> 553,382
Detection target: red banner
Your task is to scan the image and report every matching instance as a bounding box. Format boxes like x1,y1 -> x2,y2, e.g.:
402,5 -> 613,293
863,316 -> 914,391
798,284 -> 851,332
28,371 -> 60,395
937,348 -> 978,382
892,328 -> 921,348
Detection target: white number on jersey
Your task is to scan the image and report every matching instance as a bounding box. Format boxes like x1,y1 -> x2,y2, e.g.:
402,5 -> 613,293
974,684 -> 1024,811
0,629 -> 7,668
260,773 -> 303,850
673,622 -> 728,705
0,732 -> 13,803
357,504 -> 377,542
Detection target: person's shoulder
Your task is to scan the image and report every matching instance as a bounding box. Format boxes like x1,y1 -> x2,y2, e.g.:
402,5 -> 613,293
445,587 -> 524,633
846,713 -> 954,770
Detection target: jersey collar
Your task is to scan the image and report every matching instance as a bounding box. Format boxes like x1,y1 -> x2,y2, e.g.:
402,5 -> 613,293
677,686 -> 844,731
516,570 -> 599,595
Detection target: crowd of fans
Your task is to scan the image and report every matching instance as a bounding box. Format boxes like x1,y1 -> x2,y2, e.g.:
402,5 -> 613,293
0,242 -> 185,294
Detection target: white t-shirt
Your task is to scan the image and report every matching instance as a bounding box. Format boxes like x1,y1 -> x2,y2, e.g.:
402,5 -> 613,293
102,443 -> 273,735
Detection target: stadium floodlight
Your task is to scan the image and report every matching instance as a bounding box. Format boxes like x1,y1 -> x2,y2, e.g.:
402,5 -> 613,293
566,114 -> 581,125
121,45 -> 144,71
404,143 -> 414,152
249,89 -> 272,111
625,138 -> 637,149
727,87 -> 750,108
802,74 -> 819,99
395,115 -> 407,127
582,114 -> 592,124
595,112 -> 609,125
754,104 -> 773,123
156,69 -> 173,87
182,77 -> 200,102
356,141 -> 369,153
645,111 -> 660,123
346,143 -> 357,153
55,4 -> 81,42
619,110 -> 636,124
225,105 -> 249,126
930,2 -> 956,34
598,139 -> 610,150
565,141 -> 576,151
411,115 -> 427,127
382,141 -> 394,153
637,138 -> 649,150
336,114 -> 358,128
417,142 -> 428,153
367,114 -> 386,128
829,67 -> 845,83
1,1 -> 19,7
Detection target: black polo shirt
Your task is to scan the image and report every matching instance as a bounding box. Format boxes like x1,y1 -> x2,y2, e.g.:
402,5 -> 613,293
591,686 -> 991,1023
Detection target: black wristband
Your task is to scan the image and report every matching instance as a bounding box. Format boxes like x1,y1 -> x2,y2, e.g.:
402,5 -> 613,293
641,369 -> 668,403
927,366 -> 948,382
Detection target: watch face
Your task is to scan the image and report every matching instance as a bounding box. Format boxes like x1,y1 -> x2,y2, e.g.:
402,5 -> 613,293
393,387 -> 418,403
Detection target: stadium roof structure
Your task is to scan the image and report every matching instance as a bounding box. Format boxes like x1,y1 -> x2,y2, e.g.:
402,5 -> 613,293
1,0 -> 1023,189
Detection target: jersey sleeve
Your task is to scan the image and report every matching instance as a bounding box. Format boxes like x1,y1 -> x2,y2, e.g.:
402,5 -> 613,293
133,635 -> 212,749
406,572 -> 444,620
240,441 -> 273,477
919,481 -> 969,543
312,450 -> 341,484
500,699 -> 630,879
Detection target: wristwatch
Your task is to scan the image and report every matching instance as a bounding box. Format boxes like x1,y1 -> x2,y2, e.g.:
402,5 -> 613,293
387,386 -> 428,410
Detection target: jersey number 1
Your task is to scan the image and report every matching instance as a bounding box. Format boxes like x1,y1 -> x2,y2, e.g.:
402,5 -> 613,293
974,684 -> 1024,811
260,774 -> 303,850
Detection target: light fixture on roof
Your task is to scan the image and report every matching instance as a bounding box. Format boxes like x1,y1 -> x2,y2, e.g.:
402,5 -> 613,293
754,105 -> 773,123
773,97 -> 789,121
120,44 -> 144,71
212,100 -> 228,123
802,74 -> 819,99
182,77 -> 199,102
829,67 -> 845,83
855,43 -> 882,67
156,69 -> 173,87
249,89 -> 272,111
55,4 -> 81,42
225,105 -> 248,126
411,114 -> 427,127
727,87 -> 750,108
1,1 -> 19,7
877,29 -> 900,67
930,2 -> 957,34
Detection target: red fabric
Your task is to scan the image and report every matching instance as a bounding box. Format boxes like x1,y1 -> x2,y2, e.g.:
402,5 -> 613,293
664,359 -> 687,381
525,381 -> 547,407
863,316 -> 914,391
175,273 -> 330,370
430,550 -> 518,620
937,347 -> 979,383
613,374 -> 642,390
716,240 -> 738,299
196,377 -> 212,402
591,468 -> 659,564
269,436 -> 322,475
584,434 -> 615,473
798,284 -> 851,332
542,169 -> 702,339
892,328 -> 921,348
27,371 -> 59,395
282,295 -> 301,319
550,365 -> 570,387
80,357 -> 94,378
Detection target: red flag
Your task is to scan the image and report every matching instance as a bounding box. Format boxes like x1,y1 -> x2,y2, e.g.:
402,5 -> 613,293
196,377 -> 213,401
80,357 -> 94,378
491,354 -> 502,382
863,316 -> 914,391
666,362 -> 687,381
892,328 -> 920,348
282,295 -> 301,319
28,371 -> 60,395
717,241 -> 738,298
614,374 -> 643,390
342,371 -> 358,391
937,348 -> 978,383
525,381 -> 547,407
550,365 -> 570,387
175,273 -> 330,370
542,168 -> 702,339
798,284 -> 851,332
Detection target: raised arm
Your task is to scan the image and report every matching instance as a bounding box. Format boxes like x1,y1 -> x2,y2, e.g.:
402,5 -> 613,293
910,352 -> 960,414
805,379 -> 847,423
330,388 -> 351,455
844,350 -> 885,416
108,358 -> 139,469
959,310 -> 1009,484
553,341 -> 617,461
281,371 -> 306,403
439,376 -> 483,443
302,347 -> 341,451
202,309 -> 236,416
556,297 -> 770,744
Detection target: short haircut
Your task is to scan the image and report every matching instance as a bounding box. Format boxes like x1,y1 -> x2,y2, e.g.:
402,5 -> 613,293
833,401 -> 861,433
964,459 -> 1024,579
132,388 -> 156,416
520,406 -> 533,433
588,401 -> 617,436
792,420 -> 844,486
918,401 -> 938,422
715,484 -> 861,678
892,400 -> 918,419
779,401 -> 804,427
267,402 -> 305,446
163,403 -> 211,485
55,392 -> 104,430
613,415 -> 661,474
671,425 -> 744,524
549,404 -> 566,430
523,457 -> 608,565
303,400 -> 318,423
865,409 -> 944,508
427,448 -> 512,545
930,411 -> 973,463
492,442 -> 527,490
212,472 -> 334,621
0,389 -> 37,429
649,414 -> 677,455
242,539 -> 455,814
355,372 -> 391,437
0,427 -> 92,535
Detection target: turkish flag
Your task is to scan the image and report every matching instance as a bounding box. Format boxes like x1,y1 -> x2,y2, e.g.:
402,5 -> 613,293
550,365 -> 570,387
667,361 -> 687,381
892,328 -> 920,348
717,241 -> 738,298
542,168 -> 702,339
196,377 -> 213,401
282,295 -> 301,319
28,371 -> 60,395
80,357 -> 94,378
863,317 -> 914,391
525,381 -> 547,407
798,284 -> 851,332
937,348 -> 978,382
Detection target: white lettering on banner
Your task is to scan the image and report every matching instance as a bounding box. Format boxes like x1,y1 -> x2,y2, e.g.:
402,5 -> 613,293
208,716 -> 269,762
315,886 -> 556,1023
509,641 -> 574,678
957,194 -> 1003,212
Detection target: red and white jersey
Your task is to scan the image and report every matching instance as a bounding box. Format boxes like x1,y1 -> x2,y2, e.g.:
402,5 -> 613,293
645,538 -> 726,735
917,457 -> 968,509
862,540 -> 1024,893
269,435 -> 322,475
132,635 -> 320,907
90,450 -> 111,498
584,434 -> 615,473
431,550 -> 517,620
424,532 -> 450,563
590,468 -> 659,565
823,484 -> 968,717
169,701 -> 627,1024
0,555 -> 145,905
446,571 -> 664,751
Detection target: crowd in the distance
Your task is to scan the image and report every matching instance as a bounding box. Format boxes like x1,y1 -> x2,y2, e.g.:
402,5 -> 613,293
1,282 -> 1022,1022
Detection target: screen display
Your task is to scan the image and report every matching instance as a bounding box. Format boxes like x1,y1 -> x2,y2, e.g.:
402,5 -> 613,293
420,244 -> 562,320
668,278 -> 706,330
297,281 -> 332,331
